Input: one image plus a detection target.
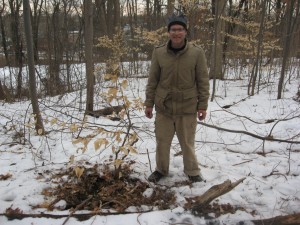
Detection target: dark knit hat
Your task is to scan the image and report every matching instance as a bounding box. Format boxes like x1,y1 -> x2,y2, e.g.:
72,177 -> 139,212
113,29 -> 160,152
167,13 -> 187,31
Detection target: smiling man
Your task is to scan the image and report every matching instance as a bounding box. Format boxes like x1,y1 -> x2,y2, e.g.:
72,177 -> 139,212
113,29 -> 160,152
144,14 -> 210,183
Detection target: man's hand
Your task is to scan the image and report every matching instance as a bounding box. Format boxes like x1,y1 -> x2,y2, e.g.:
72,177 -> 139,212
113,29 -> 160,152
197,109 -> 207,121
145,107 -> 153,119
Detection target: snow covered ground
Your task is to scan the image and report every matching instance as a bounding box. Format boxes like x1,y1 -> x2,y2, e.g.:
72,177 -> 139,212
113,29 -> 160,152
0,63 -> 299,225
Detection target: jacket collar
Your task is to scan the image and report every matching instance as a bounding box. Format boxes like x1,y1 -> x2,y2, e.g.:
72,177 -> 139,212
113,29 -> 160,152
166,39 -> 188,55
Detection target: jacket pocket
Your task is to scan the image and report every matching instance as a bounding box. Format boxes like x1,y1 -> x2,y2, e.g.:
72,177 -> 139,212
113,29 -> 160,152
154,88 -> 170,111
182,89 -> 198,113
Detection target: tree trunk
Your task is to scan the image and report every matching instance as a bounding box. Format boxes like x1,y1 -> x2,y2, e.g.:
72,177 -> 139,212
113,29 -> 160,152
23,0 -> 45,135
113,0 -> 120,34
210,0 -> 226,102
31,0 -> 43,62
95,0 -> 108,37
0,5 -> 9,66
8,0 -> 23,98
209,0 -> 225,80
249,0 -> 267,96
84,0 -> 94,113
277,0 -> 297,99
107,0 -> 114,38
167,0 -> 175,17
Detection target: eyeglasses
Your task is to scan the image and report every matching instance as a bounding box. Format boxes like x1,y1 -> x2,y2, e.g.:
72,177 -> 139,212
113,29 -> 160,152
169,28 -> 186,34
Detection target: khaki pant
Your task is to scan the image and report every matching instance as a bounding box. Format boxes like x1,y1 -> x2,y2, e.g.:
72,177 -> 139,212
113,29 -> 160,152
154,112 -> 200,176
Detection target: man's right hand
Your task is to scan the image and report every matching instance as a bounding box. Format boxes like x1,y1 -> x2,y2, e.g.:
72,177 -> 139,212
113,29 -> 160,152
145,107 -> 153,119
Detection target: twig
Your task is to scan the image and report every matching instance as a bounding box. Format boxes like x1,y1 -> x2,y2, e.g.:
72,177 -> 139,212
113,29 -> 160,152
146,148 -> 153,173
232,159 -> 253,166
62,195 -> 93,225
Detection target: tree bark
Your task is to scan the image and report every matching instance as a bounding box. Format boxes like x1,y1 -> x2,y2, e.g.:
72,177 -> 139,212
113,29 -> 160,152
252,213 -> 300,225
277,0 -> 297,99
190,178 -> 246,211
210,0 -> 226,102
167,0 -> 175,17
249,0 -> 267,96
84,0 -> 94,113
23,0 -> 45,135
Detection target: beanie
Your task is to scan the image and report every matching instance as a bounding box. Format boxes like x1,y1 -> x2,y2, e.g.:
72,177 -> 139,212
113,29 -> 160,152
167,13 -> 188,31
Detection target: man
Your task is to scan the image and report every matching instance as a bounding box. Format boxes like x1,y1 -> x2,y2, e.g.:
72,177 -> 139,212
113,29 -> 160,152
144,13 -> 210,183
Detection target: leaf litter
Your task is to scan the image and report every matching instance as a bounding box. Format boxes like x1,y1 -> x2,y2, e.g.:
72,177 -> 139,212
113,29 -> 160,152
33,161 -> 246,220
40,162 -> 176,213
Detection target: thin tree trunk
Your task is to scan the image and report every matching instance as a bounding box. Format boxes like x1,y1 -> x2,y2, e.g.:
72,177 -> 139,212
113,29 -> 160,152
23,0 -> 45,135
9,0 -> 23,98
113,0 -> 120,34
84,0 -> 94,113
210,0 -> 226,102
277,0 -> 297,99
249,0 -> 267,96
167,0 -> 175,17
0,3 -> 9,66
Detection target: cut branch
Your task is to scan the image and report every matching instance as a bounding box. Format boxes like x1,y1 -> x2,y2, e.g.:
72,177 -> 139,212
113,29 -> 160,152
191,178 -> 246,212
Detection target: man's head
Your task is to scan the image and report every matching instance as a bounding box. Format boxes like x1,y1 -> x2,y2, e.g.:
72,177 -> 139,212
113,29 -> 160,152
167,13 -> 187,32
167,13 -> 187,48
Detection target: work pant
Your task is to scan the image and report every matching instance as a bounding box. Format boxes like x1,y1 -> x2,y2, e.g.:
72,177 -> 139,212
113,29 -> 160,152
154,112 -> 200,176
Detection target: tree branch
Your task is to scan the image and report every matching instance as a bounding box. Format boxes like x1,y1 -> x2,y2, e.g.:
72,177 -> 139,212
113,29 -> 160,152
198,122 -> 300,144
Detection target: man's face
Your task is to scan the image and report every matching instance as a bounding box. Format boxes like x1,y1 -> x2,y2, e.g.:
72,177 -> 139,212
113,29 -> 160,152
168,24 -> 187,48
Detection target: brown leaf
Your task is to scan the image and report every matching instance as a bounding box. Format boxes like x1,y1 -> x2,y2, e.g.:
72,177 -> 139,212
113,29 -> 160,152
0,173 -> 12,180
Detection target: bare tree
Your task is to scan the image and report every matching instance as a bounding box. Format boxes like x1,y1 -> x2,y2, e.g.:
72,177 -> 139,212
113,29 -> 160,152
277,0 -> 299,99
209,0 -> 225,80
113,0 -> 121,33
94,0 -> 108,37
8,0 -> 23,98
84,0 -> 94,113
210,0 -> 226,101
0,0 -> 9,66
248,0 -> 267,96
23,0 -> 45,135
31,0 -> 43,62
167,0 -> 175,16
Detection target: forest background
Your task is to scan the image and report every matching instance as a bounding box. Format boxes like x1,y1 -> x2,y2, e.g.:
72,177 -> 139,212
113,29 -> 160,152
0,0 -> 299,104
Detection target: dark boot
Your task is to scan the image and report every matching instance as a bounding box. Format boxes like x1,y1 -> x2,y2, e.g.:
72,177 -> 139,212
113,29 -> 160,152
188,175 -> 204,183
148,171 -> 164,183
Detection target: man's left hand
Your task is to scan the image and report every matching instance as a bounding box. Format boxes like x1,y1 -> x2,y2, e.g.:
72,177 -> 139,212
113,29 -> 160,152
197,109 -> 207,121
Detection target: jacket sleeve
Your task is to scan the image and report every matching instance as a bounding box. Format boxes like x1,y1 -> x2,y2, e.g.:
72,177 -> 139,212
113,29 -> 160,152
144,49 -> 161,107
195,48 -> 210,110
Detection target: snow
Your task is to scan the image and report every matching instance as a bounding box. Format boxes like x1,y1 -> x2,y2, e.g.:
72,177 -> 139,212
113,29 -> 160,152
0,62 -> 300,225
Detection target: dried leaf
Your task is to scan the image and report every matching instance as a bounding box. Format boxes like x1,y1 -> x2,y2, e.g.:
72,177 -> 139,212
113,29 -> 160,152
121,80 -> 128,89
128,146 -> 138,154
108,87 -> 118,97
120,146 -> 128,155
74,167 -> 84,178
94,138 -> 109,151
50,118 -> 58,125
69,155 -> 75,164
0,173 -> 12,180
114,159 -> 122,168
69,123 -> 78,132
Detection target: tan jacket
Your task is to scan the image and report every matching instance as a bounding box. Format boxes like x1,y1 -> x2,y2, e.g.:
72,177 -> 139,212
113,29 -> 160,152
145,40 -> 210,115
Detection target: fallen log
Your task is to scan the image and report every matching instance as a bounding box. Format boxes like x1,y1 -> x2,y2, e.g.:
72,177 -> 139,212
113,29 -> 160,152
188,178 -> 245,214
87,105 -> 124,118
192,178 -> 245,208
251,212 -> 300,225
